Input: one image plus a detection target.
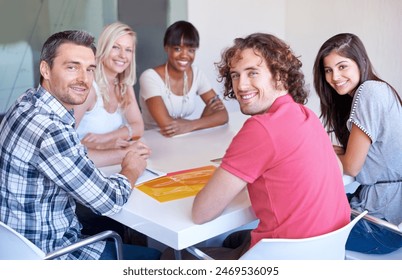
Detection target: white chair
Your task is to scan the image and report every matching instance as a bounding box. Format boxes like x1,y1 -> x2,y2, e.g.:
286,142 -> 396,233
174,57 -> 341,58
345,209 -> 402,260
0,221 -> 123,260
186,210 -> 367,260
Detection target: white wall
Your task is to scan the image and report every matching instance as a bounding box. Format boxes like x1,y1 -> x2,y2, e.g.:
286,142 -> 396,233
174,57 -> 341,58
286,0 -> 402,115
187,0 -> 402,116
188,0 -> 286,113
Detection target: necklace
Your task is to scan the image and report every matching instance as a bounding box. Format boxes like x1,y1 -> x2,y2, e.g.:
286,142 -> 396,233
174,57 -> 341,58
164,63 -> 189,119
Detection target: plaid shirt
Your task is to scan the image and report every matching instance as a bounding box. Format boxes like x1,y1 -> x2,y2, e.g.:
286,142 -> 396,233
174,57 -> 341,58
0,86 -> 132,259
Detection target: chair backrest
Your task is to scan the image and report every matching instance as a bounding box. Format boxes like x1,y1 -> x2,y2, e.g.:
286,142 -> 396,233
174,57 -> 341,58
239,210 -> 367,260
0,221 -> 45,260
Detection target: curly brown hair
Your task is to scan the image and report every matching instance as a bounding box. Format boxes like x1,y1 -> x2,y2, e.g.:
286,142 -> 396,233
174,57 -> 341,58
216,33 -> 308,104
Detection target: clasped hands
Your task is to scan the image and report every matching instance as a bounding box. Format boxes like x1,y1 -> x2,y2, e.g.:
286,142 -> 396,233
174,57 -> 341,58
160,119 -> 192,137
121,141 -> 152,185
160,95 -> 225,137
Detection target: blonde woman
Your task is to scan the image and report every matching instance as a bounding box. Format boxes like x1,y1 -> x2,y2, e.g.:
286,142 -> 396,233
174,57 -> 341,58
75,21 -> 148,167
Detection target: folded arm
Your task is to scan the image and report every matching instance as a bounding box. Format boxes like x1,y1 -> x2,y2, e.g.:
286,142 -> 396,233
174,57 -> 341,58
145,90 -> 228,137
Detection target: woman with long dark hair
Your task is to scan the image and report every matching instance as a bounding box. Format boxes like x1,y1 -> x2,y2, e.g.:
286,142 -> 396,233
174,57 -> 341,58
313,33 -> 402,254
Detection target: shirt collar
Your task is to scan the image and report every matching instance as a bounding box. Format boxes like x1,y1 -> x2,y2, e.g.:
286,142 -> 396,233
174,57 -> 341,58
268,93 -> 294,113
36,85 -> 75,127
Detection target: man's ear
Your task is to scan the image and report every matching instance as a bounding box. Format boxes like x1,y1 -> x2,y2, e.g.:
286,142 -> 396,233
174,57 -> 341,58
40,61 -> 50,80
275,73 -> 286,91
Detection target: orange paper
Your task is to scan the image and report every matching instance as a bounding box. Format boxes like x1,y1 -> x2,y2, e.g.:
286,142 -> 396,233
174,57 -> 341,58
136,165 -> 216,202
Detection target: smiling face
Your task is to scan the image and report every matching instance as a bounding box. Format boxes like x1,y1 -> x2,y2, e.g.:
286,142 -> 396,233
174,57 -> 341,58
165,42 -> 196,73
103,33 -> 134,76
229,48 -> 287,115
323,51 -> 360,96
40,43 -> 96,110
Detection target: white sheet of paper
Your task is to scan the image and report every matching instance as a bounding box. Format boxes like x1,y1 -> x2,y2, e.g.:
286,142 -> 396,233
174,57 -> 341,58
135,168 -> 167,186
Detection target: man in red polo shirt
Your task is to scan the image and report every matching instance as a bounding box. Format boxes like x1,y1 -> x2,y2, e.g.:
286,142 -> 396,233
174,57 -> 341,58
192,33 -> 350,259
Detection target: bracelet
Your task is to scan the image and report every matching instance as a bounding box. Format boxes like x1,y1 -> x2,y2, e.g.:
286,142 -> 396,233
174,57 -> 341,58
125,123 -> 133,140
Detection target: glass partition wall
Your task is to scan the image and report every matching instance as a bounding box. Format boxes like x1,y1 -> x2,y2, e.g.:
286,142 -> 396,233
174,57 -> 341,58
0,0 -> 117,113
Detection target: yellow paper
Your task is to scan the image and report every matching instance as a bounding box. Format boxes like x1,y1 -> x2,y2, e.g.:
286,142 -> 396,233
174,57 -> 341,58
136,165 -> 216,202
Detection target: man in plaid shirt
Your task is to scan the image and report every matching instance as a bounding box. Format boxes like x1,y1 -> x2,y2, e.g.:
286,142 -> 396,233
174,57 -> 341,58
0,30 -> 160,260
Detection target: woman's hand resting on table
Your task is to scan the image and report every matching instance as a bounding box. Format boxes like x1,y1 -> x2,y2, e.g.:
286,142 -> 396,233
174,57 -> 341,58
81,132 -> 131,150
159,96 -> 227,138
159,119 -> 193,137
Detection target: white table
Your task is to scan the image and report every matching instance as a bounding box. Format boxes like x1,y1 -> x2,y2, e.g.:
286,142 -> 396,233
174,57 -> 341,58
100,111 -> 357,255
101,112 -> 257,253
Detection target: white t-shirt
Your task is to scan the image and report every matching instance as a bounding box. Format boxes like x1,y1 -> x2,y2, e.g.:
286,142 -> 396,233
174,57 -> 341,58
76,82 -> 124,139
139,66 -> 212,129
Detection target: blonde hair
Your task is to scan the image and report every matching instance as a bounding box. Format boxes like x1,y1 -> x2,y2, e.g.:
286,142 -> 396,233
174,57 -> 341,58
95,21 -> 137,109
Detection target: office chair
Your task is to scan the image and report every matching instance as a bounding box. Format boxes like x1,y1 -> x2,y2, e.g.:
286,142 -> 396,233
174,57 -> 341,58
0,221 -> 123,260
186,210 -> 367,260
345,209 -> 402,260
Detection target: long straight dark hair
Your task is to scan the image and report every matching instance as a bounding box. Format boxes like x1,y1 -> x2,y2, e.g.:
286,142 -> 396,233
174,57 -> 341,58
313,33 -> 400,148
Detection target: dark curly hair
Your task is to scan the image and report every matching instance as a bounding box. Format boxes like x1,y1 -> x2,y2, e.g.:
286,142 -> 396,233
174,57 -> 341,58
216,33 -> 308,104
